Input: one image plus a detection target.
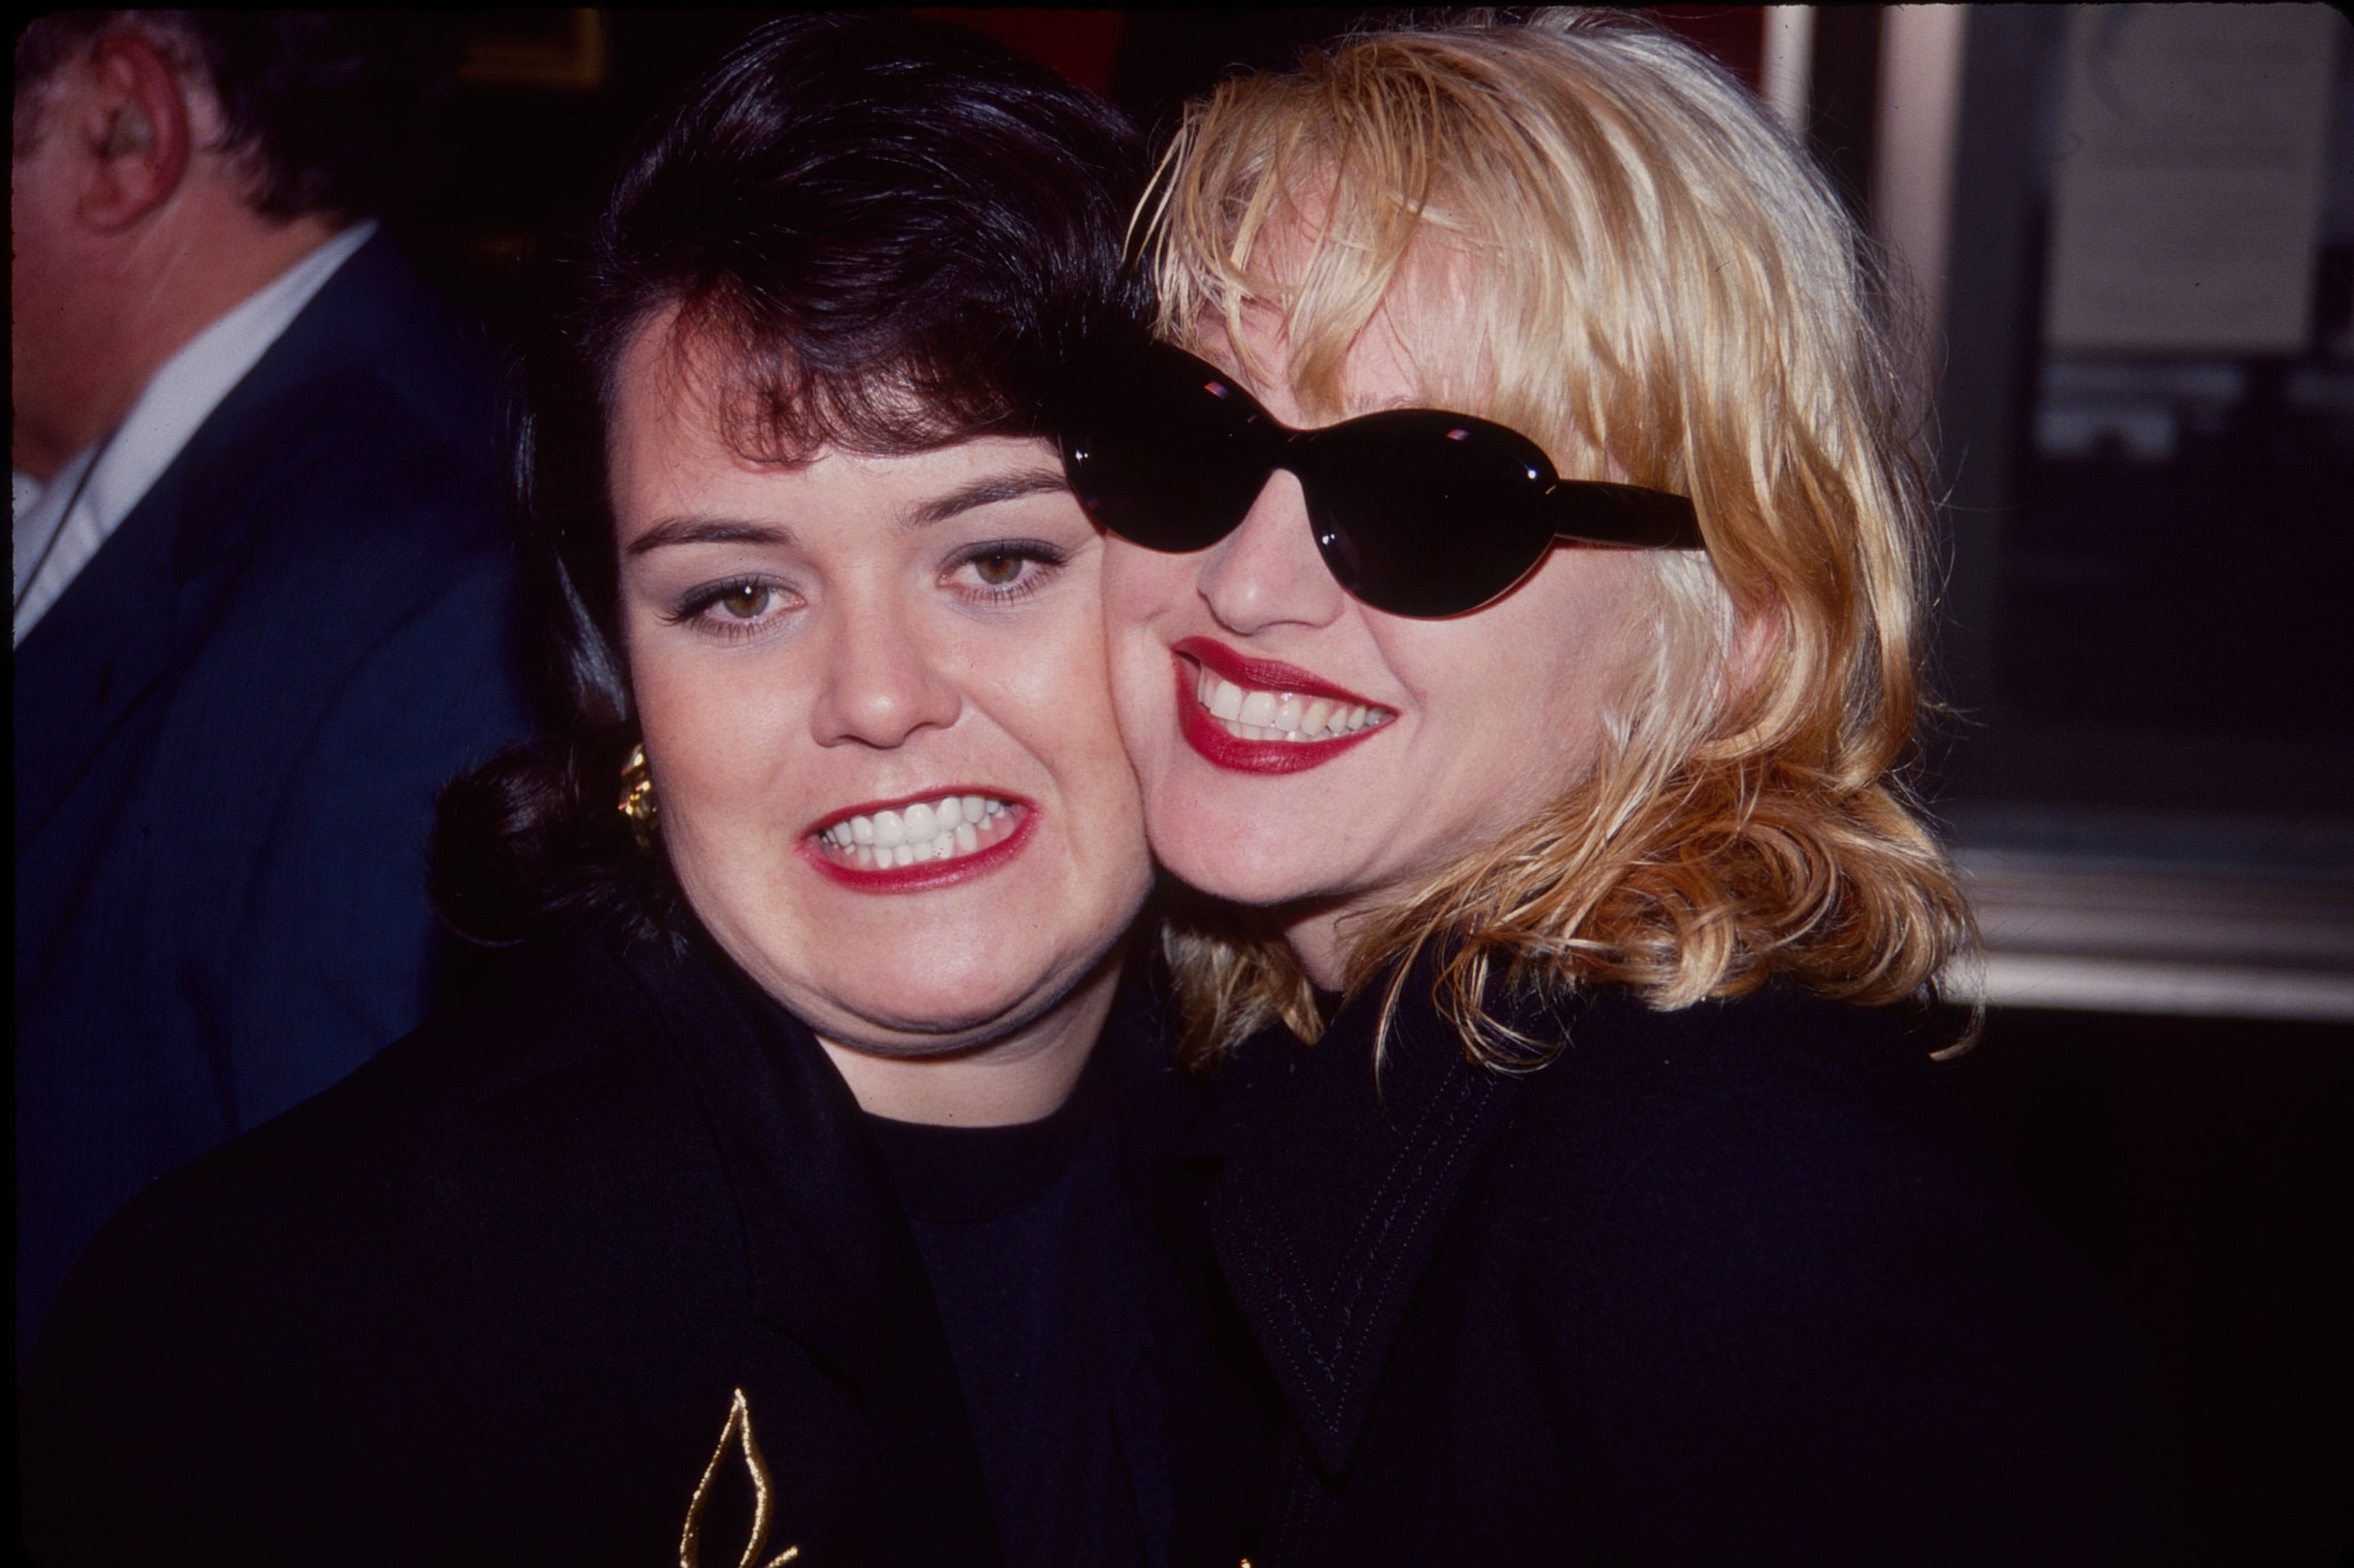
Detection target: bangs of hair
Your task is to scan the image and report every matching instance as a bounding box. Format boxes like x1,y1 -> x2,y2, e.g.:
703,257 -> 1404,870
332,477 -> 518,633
632,272 -> 1023,471
1140,11 -> 1974,1068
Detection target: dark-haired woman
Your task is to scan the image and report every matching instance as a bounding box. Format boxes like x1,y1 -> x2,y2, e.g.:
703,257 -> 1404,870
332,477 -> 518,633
22,18 -> 1249,1566
1075,14 -> 2195,1565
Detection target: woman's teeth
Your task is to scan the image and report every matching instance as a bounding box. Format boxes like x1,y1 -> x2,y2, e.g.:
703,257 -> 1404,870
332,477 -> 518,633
815,794 -> 1013,870
1195,667 -> 1392,743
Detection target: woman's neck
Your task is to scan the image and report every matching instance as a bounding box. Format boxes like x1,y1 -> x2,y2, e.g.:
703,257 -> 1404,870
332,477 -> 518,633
813,946 -> 1124,1127
1281,895 -> 1380,991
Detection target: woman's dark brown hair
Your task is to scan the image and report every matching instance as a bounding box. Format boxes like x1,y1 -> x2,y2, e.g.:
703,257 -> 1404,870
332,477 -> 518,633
431,14 -> 1145,949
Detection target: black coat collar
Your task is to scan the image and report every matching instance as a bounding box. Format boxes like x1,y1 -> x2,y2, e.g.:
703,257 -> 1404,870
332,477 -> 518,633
1197,962 -> 1573,1477
626,926 -> 1199,1363
621,925 -> 928,1370
609,922 -> 1006,1562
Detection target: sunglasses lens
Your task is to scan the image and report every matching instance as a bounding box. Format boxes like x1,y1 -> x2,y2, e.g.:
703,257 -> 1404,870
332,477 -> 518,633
1062,348 -> 1270,554
1304,414 -> 1560,617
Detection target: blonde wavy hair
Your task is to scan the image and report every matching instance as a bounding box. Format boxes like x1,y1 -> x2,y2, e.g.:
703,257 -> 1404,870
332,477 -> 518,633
1144,9 -> 1976,1067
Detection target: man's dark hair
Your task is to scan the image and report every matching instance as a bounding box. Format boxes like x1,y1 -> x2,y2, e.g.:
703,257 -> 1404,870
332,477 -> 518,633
431,13 -> 1147,950
13,11 -> 454,219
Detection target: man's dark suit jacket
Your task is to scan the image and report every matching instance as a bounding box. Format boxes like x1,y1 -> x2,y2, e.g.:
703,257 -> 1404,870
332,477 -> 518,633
1176,967 -> 2200,1566
14,231 -> 533,1357
20,920 -> 1255,1567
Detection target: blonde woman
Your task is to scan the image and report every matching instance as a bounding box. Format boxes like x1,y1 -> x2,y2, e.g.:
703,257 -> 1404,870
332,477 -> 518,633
1065,13 -> 2192,1562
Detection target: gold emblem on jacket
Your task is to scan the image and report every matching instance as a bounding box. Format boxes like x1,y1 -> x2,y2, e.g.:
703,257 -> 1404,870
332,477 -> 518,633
679,1388 -> 799,1568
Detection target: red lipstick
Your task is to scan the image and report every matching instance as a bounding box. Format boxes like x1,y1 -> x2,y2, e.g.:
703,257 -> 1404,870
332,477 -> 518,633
799,790 -> 1036,894
1170,638 -> 1391,776
1176,638 -> 1376,708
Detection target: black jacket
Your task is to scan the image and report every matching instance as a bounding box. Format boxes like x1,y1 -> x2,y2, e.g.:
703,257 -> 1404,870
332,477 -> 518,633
1175,967 -> 2198,1566
14,232 -> 533,1356
20,921 -> 1251,1566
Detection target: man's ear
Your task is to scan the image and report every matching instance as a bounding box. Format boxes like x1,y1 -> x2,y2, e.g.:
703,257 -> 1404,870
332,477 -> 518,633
75,34 -> 191,232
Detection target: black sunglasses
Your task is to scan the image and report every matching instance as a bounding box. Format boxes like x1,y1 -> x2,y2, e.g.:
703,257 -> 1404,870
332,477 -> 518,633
1059,338 -> 1703,619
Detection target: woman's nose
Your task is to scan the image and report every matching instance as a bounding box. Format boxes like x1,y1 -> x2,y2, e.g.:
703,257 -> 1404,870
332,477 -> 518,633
807,599 -> 962,749
1197,469 -> 1347,636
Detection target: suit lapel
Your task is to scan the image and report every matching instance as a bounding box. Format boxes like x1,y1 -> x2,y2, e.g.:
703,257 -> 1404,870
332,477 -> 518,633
1201,965 -> 1552,1479
12,472 -> 186,858
10,231 -> 422,859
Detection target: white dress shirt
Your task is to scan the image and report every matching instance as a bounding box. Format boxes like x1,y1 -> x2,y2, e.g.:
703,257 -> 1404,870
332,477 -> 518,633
12,220 -> 378,645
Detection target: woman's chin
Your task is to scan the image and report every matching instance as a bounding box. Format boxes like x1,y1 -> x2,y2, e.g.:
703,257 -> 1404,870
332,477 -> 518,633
1156,833 -> 1351,913
791,972 -> 1061,1053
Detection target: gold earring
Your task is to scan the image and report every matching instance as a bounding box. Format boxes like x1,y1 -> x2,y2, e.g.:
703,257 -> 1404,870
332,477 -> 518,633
619,742 -> 657,843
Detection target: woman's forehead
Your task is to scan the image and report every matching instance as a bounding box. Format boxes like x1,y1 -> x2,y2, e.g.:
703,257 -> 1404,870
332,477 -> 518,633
1191,262 -> 1491,425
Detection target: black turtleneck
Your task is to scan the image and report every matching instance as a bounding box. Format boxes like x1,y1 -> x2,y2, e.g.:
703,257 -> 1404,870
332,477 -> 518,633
865,1041 -> 1168,1568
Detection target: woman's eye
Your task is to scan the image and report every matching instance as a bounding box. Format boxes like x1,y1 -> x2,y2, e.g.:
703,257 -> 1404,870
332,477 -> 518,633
949,539 -> 1067,601
714,582 -> 770,619
665,577 -> 795,637
970,551 -> 1025,587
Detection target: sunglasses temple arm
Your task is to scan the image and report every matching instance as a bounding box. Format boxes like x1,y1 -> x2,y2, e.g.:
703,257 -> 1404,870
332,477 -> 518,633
1550,485 -> 1706,550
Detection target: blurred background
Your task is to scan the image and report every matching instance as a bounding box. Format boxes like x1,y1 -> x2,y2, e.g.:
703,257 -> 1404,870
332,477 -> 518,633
193,7 -> 2354,1562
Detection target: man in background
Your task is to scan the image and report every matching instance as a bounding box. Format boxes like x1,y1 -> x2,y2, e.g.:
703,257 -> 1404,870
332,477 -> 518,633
13,12 -> 533,1357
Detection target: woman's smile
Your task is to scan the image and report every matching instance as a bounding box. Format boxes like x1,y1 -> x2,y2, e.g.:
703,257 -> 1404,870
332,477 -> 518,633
1173,635 -> 1394,774
804,788 -> 1036,888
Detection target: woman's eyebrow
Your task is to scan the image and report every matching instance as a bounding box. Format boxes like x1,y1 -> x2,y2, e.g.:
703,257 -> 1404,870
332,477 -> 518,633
899,467 -> 1068,531
623,468 -> 1067,554
625,517 -> 792,556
